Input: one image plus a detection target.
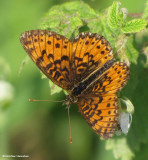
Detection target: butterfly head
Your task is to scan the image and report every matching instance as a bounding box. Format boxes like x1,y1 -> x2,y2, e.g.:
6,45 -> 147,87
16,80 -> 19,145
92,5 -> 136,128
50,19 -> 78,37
63,94 -> 78,107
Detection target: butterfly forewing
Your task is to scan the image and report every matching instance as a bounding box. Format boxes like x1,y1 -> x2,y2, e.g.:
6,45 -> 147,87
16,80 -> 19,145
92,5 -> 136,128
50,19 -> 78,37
20,30 -> 73,90
72,32 -> 113,84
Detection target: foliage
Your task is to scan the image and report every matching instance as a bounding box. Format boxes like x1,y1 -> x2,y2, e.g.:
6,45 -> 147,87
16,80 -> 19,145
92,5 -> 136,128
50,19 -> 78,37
38,1 -> 148,160
1,0 -> 148,160
143,1 -> 148,19
106,138 -> 134,160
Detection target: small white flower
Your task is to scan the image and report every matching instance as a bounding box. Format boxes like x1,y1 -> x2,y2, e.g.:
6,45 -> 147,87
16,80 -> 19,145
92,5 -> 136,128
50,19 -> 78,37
0,81 -> 14,107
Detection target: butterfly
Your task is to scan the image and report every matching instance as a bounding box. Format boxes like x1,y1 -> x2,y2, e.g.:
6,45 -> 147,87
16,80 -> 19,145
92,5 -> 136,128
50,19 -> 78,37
20,29 -> 130,139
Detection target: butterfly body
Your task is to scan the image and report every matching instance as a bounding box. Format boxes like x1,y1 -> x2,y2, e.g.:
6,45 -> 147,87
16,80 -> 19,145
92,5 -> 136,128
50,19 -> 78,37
71,58 -> 114,96
20,29 -> 130,139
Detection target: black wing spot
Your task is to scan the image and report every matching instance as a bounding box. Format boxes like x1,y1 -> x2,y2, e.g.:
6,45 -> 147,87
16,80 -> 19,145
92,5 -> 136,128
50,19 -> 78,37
61,55 -> 69,61
48,54 -> 54,59
36,56 -> 43,65
97,110 -> 102,115
54,71 -> 61,80
101,51 -> 105,54
97,45 -> 100,49
107,103 -> 110,107
106,47 -> 109,51
47,41 -> 51,45
99,116 -> 103,121
54,59 -> 61,65
56,37 -> 60,40
42,50 -> 46,55
78,68 -> 84,72
113,102 -> 116,106
55,43 -> 60,48
84,52 -> 89,56
46,63 -> 53,69
85,40 -> 89,45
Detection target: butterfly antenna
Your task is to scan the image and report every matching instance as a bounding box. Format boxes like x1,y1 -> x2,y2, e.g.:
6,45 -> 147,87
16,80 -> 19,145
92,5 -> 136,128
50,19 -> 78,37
29,99 -> 65,103
68,104 -> 72,144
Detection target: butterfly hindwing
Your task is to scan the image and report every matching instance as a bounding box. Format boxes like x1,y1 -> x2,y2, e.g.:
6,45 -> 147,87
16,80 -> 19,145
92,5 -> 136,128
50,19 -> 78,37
78,62 -> 130,139
88,62 -> 130,95
78,94 -> 119,139
20,30 -> 73,90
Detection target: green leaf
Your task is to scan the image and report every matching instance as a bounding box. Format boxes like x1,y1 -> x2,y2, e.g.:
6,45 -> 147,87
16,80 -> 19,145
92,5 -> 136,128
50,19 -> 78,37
86,20 -> 102,34
115,34 -> 129,62
142,1 -> 148,19
40,72 -> 46,79
101,18 -> 118,48
49,80 -> 63,95
120,97 -> 135,114
106,138 -> 134,160
114,34 -> 139,63
108,1 -> 120,28
40,1 -> 97,38
108,2 -> 127,29
134,143 -> 148,160
125,36 -> 139,63
121,19 -> 147,33
143,46 -> 148,65
87,12 -> 119,49
62,1 -> 97,19
121,54 -> 148,152
117,8 -> 128,26
19,56 -> 30,76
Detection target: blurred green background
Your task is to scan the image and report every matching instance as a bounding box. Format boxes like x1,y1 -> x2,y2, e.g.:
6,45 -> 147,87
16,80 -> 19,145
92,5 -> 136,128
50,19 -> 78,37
0,0 -> 147,160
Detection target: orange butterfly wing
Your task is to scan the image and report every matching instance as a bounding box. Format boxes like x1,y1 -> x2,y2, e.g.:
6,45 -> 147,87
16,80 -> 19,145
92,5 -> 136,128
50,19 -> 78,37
20,31 -> 113,91
78,62 -> 130,139
20,30 -> 73,90
72,32 -> 113,84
